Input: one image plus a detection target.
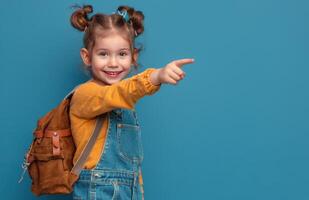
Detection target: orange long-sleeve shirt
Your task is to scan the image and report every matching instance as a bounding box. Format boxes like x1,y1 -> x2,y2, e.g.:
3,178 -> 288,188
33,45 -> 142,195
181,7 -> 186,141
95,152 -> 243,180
69,68 -> 161,185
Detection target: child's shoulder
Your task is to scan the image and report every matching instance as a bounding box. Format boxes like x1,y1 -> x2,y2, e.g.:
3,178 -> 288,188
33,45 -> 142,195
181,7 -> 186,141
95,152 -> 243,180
73,79 -> 105,98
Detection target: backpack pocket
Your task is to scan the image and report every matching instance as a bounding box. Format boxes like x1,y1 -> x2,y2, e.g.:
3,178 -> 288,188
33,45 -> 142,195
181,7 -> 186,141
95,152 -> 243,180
27,136 -> 75,195
29,138 -> 65,179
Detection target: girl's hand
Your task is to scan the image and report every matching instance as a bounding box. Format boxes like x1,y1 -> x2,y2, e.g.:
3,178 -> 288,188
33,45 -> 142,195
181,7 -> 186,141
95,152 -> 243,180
150,58 -> 195,85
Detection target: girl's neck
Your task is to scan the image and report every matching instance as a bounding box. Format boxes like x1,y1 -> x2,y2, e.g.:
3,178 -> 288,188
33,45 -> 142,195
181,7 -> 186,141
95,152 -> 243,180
88,78 -> 109,86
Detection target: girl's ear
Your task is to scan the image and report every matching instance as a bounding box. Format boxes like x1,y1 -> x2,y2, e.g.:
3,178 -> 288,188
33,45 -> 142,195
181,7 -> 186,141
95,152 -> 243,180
80,48 -> 91,66
133,48 -> 139,66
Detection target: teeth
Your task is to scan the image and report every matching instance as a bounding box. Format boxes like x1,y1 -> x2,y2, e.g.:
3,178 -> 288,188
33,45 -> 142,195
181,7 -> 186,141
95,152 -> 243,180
104,71 -> 121,76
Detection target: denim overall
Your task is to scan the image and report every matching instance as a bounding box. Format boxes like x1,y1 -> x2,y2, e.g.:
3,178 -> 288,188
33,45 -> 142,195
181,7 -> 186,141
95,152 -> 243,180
73,108 -> 144,200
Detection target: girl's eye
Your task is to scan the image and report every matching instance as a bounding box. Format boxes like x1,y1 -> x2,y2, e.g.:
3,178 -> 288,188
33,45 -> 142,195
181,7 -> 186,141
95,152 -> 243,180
99,52 -> 108,56
120,52 -> 128,56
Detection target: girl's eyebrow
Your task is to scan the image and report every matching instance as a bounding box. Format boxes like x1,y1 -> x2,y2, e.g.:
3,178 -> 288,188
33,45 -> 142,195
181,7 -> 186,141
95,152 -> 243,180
119,48 -> 130,51
96,48 -> 130,51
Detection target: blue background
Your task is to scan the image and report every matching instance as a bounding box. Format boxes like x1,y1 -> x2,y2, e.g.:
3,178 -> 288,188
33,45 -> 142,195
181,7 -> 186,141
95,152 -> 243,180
1,0 -> 308,199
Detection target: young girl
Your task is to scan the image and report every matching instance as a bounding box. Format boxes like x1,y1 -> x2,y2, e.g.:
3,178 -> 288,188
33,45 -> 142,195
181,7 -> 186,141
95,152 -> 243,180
69,4 -> 194,200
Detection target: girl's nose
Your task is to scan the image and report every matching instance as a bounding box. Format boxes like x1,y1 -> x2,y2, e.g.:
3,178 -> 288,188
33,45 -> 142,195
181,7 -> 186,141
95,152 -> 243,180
108,56 -> 118,66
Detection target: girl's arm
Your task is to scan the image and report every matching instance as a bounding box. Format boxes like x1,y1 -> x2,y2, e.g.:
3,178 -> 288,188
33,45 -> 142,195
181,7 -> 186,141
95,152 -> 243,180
70,58 -> 194,119
70,68 -> 161,119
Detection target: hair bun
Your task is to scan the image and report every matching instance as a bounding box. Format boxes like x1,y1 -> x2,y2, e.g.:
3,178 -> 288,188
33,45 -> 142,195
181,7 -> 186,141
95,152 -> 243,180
70,4 -> 94,32
117,5 -> 145,37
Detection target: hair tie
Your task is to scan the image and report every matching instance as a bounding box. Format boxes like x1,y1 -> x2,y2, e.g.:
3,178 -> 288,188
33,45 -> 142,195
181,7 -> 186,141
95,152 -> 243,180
116,9 -> 130,23
83,12 -> 95,33
113,9 -> 138,36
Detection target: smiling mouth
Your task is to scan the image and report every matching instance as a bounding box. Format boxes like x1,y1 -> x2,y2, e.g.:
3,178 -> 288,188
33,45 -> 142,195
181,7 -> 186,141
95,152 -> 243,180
103,70 -> 123,78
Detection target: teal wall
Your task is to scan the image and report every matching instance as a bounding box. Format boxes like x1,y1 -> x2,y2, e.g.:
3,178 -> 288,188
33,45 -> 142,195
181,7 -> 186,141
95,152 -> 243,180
1,0 -> 308,199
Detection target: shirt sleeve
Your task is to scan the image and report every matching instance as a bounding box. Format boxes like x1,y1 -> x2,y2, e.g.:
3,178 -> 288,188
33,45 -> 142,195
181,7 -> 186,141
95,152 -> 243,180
70,68 -> 161,119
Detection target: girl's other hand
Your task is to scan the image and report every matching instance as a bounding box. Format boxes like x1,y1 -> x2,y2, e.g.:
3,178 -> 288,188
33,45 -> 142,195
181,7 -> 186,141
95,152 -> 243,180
150,58 -> 195,85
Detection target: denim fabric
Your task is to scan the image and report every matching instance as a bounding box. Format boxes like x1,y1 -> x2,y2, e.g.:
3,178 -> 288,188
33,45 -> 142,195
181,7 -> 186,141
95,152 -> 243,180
73,108 -> 144,200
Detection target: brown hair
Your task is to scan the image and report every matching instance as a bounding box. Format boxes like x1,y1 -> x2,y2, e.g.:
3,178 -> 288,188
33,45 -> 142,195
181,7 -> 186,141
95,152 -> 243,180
69,4 -> 145,73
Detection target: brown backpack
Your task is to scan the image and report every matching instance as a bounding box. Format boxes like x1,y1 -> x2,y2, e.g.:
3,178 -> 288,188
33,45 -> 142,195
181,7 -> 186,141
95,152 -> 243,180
18,85 -> 105,196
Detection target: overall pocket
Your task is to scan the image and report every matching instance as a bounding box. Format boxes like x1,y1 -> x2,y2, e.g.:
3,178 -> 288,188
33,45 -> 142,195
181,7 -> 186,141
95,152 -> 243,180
116,123 -> 144,163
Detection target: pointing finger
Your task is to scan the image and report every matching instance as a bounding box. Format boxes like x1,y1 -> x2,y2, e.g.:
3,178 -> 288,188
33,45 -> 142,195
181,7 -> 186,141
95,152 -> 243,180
173,58 -> 195,67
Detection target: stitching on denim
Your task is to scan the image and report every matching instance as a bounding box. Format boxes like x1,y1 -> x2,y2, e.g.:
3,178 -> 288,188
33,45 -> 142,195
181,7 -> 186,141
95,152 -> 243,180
96,179 -> 131,186
93,168 -> 134,175
112,181 -> 119,200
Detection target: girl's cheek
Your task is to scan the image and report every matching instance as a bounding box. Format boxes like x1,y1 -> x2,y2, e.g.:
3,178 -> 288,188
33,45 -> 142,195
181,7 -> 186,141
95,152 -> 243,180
119,60 -> 131,68
95,58 -> 108,65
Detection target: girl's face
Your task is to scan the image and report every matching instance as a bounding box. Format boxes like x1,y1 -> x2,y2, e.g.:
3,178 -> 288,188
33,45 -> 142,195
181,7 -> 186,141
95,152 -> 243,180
80,34 -> 137,85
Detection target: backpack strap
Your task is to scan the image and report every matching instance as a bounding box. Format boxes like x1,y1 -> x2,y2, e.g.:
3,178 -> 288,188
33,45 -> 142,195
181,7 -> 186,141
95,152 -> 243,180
70,113 -> 106,176
65,82 -> 105,175
63,84 -> 82,100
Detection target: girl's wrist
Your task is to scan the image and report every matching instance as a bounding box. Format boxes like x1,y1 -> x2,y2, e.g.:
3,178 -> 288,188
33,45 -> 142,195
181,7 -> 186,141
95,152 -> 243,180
149,69 -> 161,86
